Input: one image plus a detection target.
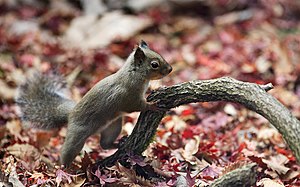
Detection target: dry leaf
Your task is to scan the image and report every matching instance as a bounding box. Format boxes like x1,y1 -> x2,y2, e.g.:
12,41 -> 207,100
257,178 -> 284,187
283,170 -> 300,181
0,125 -> 6,140
257,127 -> 279,140
270,87 -> 299,107
223,104 -> 237,116
182,136 -> 200,161
0,80 -> 16,100
164,115 -> 187,132
272,40 -> 293,76
255,55 -> 271,73
8,165 -> 25,187
6,120 -> 22,140
63,177 -> 86,187
35,131 -> 55,148
262,154 -> 290,175
64,11 -> 153,49
7,143 -> 40,160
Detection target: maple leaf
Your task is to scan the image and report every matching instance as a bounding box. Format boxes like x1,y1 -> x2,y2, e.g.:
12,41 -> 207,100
55,169 -> 82,187
262,154 -> 290,175
201,165 -> 220,180
80,152 -> 92,171
174,163 -> 207,187
183,169 -> 196,187
29,172 -> 51,185
126,153 -> 147,167
182,128 -> 195,139
93,169 -> 118,185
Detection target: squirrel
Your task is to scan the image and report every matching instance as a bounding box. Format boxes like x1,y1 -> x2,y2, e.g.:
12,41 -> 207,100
15,40 -> 172,167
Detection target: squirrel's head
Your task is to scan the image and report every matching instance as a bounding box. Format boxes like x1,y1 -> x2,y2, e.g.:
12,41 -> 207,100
132,40 -> 172,80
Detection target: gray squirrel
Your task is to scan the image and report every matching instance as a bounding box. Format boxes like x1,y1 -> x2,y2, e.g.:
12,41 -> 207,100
15,41 -> 172,167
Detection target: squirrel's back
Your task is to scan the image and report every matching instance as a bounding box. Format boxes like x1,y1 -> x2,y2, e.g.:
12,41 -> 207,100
15,73 -> 76,129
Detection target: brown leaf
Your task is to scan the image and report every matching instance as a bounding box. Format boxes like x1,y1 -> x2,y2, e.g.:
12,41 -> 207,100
262,154 -> 290,175
182,136 -> 200,162
257,178 -> 284,187
272,40 -> 293,76
64,11 -> 153,49
6,120 -> 23,140
0,80 -> 16,100
35,131 -> 55,148
8,164 -> 25,187
0,125 -> 6,140
6,143 -> 40,160
63,177 -> 86,187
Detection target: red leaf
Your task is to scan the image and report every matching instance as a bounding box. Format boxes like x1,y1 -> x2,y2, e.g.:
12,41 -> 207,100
248,156 -> 268,169
181,108 -> 195,116
182,129 -> 195,139
237,142 -> 247,153
275,147 -> 290,155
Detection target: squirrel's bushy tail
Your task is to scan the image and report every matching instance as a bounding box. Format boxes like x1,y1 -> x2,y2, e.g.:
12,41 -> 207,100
15,73 -> 76,129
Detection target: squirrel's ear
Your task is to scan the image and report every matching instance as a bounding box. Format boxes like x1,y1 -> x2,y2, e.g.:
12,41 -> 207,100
140,40 -> 148,49
134,46 -> 145,65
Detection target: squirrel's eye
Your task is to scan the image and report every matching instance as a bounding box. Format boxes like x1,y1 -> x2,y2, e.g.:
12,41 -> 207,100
151,61 -> 159,69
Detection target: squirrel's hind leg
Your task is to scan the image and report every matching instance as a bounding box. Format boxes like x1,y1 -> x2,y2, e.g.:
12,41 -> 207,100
100,116 -> 123,149
60,125 -> 94,167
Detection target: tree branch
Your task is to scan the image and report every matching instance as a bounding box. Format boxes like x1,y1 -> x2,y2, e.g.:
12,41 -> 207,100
96,77 -> 300,167
209,163 -> 257,187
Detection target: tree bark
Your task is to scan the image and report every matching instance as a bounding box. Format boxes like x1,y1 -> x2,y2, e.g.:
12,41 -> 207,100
96,77 -> 300,167
209,163 -> 257,187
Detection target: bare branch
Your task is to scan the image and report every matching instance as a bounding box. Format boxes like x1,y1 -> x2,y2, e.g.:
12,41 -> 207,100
96,77 -> 300,167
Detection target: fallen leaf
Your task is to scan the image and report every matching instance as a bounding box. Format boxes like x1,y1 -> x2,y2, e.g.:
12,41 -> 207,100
6,143 -> 40,160
257,178 -> 284,187
64,11 -> 153,49
283,169 -> 300,181
255,55 -> 271,73
164,115 -> 187,132
55,169 -> 83,187
182,136 -> 200,161
35,131 -> 56,148
6,120 -> 23,140
0,80 -> 16,100
8,165 -> 25,187
271,40 -> 293,76
262,154 -> 290,175
223,104 -> 237,116
64,177 -> 86,187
